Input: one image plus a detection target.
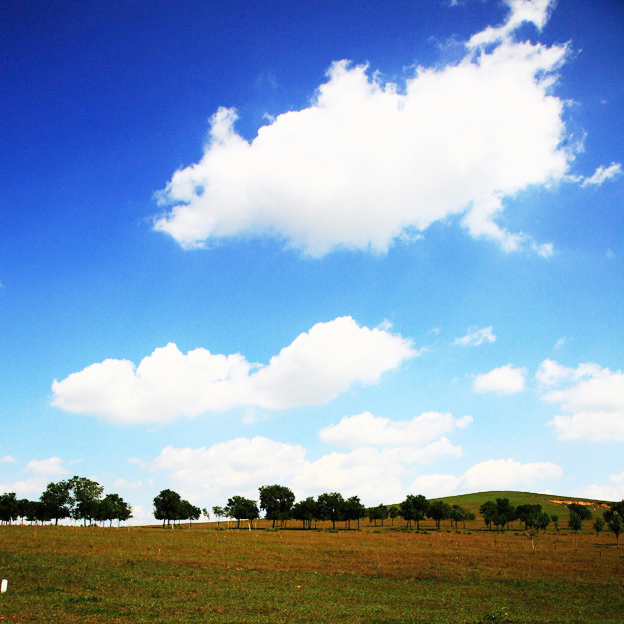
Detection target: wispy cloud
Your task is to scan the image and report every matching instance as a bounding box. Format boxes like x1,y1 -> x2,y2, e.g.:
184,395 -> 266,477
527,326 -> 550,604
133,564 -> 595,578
454,325 -> 496,347
581,162 -> 622,187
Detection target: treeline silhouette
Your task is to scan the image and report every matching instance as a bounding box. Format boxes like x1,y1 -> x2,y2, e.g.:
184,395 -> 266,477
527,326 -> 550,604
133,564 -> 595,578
0,476 -> 131,526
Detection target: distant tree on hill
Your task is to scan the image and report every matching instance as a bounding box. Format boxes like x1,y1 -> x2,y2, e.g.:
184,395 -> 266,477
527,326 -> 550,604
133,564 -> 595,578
480,501 -> 497,531
450,504 -> 470,529
569,511 -> 583,533
259,485 -> 295,528
154,489 -> 182,528
212,505 -> 225,527
292,497 -> 317,529
427,500 -> 452,530
551,514 -> 559,531
0,493 -> 18,525
69,476 -> 104,526
94,493 -> 132,527
604,509 -> 623,545
316,493 -> 345,529
225,496 -> 259,529
344,496 -> 367,529
495,498 -> 516,531
568,503 -> 592,531
388,505 -> 399,525
593,517 -> 605,537
40,480 -> 72,525
536,511 -> 551,532
516,504 -> 542,531
368,504 -> 387,527
401,494 -> 429,529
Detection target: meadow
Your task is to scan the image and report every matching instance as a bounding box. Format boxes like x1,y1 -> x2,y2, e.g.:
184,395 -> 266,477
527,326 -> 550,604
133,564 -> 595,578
0,493 -> 622,623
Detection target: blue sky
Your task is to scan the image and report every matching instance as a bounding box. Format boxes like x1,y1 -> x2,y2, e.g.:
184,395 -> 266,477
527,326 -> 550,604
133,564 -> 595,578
1,0 -> 623,524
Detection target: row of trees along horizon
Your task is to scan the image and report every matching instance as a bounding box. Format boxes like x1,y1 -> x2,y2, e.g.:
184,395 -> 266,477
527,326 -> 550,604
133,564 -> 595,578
0,477 -> 132,526
2,479 -> 622,544
152,485 -> 624,544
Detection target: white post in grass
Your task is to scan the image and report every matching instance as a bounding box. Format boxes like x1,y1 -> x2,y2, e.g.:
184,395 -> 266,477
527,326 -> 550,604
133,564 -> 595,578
1,579 -> 7,593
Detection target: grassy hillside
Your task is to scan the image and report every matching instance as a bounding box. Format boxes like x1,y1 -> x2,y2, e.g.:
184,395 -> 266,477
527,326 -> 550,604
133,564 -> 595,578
431,490 -> 613,518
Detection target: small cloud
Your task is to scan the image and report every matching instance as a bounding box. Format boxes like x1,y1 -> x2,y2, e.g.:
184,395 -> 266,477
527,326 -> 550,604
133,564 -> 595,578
454,326 -> 496,347
0,455 -> 17,464
606,249 -> 615,259
554,337 -> 566,350
473,364 -> 526,395
26,457 -> 68,477
581,162 -> 622,187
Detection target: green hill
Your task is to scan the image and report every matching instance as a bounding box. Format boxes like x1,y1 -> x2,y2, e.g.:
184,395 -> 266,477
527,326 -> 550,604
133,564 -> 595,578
431,490 -> 613,517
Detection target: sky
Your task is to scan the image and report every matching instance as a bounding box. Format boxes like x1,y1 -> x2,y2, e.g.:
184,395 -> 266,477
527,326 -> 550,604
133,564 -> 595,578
1,0 -> 623,525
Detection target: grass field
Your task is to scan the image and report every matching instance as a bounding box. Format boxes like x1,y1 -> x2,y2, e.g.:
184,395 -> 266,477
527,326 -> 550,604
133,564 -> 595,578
0,494 -> 622,623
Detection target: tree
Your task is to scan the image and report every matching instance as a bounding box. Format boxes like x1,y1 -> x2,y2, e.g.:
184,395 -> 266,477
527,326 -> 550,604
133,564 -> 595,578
68,476 -> 104,526
389,505 -> 399,526
154,489 -> 182,528
212,505 -> 225,527
180,500 -> 201,527
316,493 -> 344,529
368,504 -> 387,527
292,497 -> 317,529
0,493 -> 18,525
450,505 -> 469,530
40,480 -> 72,525
225,496 -> 259,529
344,496 -> 367,529
427,500 -> 452,530
567,503 -> 592,531
258,485 -> 295,528
593,517 -> 605,537
495,498 -> 516,531
604,509 -> 623,545
569,511 -> 583,533
480,501 -> 497,531
536,511 -> 551,532
401,494 -> 429,529
551,514 -> 559,531
516,504 -> 542,531
93,493 -> 131,527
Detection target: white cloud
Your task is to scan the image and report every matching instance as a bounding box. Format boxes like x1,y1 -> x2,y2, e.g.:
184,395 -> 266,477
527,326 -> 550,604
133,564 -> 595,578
473,364 -> 526,395
154,1 -> 571,256
581,162 -> 622,187
1,455 -> 17,464
319,411 -> 472,447
51,317 -> 416,425
574,472 -> 624,502
468,0 -> 554,47
410,458 -> 562,497
454,325 -> 496,347
538,360 -> 624,442
144,415 -> 467,507
554,337 -> 566,350
26,457 -> 68,477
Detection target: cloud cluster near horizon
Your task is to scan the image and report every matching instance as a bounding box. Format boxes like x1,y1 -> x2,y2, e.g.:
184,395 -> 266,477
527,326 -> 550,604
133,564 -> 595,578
153,0 -> 582,257
51,317 -> 416,425
141,410 -> 473,504
537,359 -> 624,442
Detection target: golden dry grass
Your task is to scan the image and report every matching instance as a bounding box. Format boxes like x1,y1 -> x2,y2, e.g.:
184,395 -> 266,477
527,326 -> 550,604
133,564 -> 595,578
0,522 -> 622,623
